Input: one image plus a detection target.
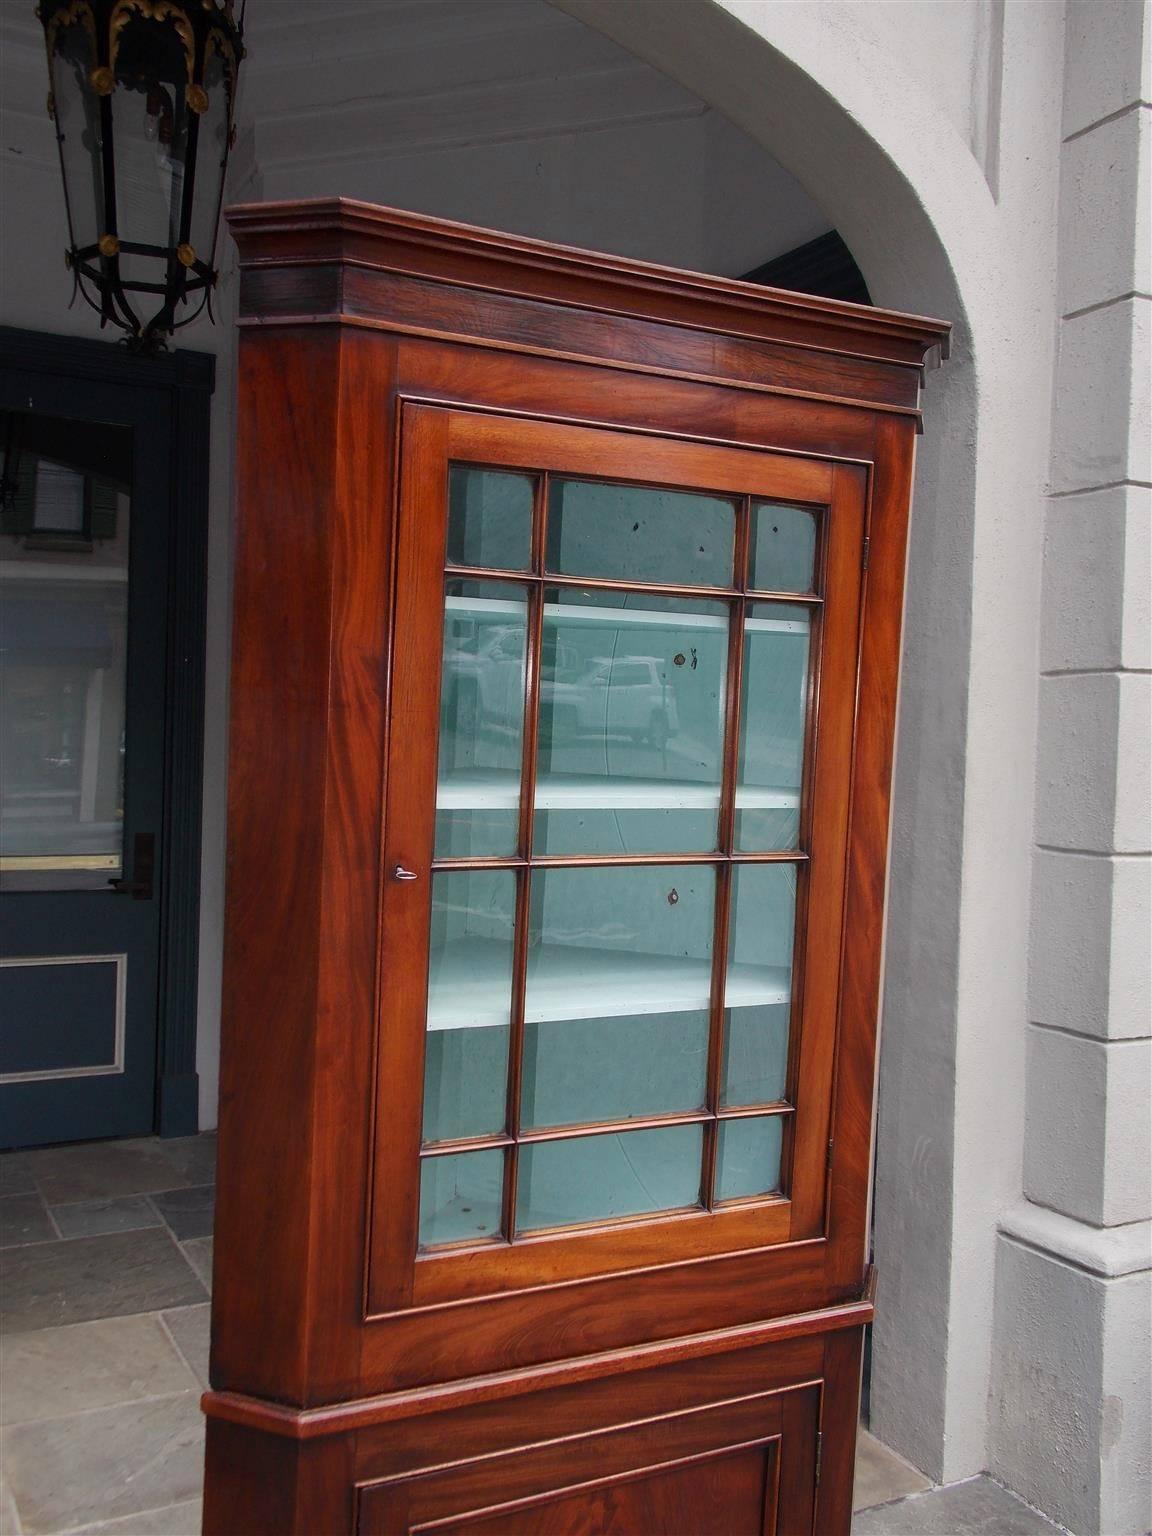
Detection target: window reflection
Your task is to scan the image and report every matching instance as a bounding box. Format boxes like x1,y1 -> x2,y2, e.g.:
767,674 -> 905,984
0,412 -> 132,891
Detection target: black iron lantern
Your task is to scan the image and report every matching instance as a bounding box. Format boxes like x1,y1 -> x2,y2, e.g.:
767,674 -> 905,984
38,0 -> 244,351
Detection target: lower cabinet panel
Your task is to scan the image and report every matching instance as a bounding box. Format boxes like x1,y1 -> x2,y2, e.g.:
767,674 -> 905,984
357,1384 -> 818,1536
203,1325 -> 863,1536
376,1446 -> 777,1536
461,1449 -> 774,1536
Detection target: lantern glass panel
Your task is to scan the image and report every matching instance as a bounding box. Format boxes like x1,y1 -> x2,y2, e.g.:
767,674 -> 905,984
110,16 -> 191,292
50,20 -> 101,255
188,40 -> 232,274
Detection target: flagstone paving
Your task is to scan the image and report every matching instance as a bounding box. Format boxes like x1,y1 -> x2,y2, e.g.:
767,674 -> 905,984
0,1135 -> 1066,1535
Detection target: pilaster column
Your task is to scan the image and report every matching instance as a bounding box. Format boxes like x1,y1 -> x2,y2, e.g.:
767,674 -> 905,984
989,6 -> 1152,1531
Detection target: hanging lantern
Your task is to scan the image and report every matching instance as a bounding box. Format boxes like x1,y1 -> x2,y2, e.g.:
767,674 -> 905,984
37,0 -> 244,351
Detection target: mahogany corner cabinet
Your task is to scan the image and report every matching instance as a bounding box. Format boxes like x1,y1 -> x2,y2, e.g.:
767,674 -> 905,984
204,198 -> 949,1536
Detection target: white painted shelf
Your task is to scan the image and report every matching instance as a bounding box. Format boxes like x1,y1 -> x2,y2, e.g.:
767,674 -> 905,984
427,937 -> 790,1032
437,771 -> 799,812
445,594 -> 806,634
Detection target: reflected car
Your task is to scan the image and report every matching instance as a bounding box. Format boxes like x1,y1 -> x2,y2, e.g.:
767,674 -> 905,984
543,656 -> 678,748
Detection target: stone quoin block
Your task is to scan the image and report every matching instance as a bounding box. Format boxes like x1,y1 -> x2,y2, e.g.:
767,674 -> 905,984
1028,849 -> 1152,1039
991,1229 -> 1152,1536
1041,484 -> 1152,674
1058,105 -> 1151,317
1025,1026 -> 1152,1226
1050,297 -> 1152,493
1035,671 -> 1152,852
1062,0 -> 1151,139
1056,294 -> 1152,491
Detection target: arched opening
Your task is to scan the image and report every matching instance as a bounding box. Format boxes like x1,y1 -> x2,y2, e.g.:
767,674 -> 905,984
537,0 -> 990,1487
222,0 -> 983,1485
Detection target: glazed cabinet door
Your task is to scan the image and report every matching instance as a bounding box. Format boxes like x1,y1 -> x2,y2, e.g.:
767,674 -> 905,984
356,1382 -> 820,1535
370,405 -> 867,1313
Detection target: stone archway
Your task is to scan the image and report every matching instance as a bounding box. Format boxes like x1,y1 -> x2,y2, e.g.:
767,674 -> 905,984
551,0 -> 1061,1491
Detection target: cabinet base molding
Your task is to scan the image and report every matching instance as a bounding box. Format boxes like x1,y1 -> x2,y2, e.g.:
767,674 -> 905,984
202,1280 -> 874,1442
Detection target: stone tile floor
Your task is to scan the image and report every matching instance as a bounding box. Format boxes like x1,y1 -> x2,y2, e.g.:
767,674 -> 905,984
1,1137 -> 212,1536
0,1135 -> 1067,1535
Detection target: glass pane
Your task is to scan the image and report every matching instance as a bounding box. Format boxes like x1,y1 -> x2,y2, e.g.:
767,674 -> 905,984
534,590 -> 728,854
749,503 -> 818,592
31,462 -> 85,532
1,414 -> 132,892
50,20 -> 101,252
517,1124 -> 703,1232
422,869 -> 515,1143
735,603 -> 810,851
419,1149 -> 504,1247
523,1011 -> 707,1131
435,581 -> 527,859
716,1115 -> 784,1201
522,864 -> 713,1127
109,16 -> 190,294
722,863 -> 798,1107
546,479 -> 734,588
447,466 -> 533,571
188,39 -> 233,272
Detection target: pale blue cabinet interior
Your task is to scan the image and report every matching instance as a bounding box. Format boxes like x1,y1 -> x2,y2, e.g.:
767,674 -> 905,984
419,467 -> 818,1246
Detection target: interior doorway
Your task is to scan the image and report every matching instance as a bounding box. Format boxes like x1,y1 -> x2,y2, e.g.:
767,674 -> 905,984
0,329 -> 213,1147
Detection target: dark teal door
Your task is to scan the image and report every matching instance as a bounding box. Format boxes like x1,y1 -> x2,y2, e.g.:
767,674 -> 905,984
1,368 -> 172,1147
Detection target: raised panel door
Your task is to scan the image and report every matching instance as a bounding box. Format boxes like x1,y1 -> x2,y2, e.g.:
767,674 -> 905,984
356,1382 -> 820,1536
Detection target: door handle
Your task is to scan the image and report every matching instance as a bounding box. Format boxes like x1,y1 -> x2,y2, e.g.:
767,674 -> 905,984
109,832 -> 155,899
392,866 -> 419,882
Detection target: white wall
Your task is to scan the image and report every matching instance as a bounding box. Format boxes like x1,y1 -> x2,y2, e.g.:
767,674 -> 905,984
243,0 -> 829,273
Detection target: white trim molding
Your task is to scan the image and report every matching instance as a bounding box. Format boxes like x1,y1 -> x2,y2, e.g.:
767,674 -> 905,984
999,1199 -> 1152,1280
0,953 -> 127,1084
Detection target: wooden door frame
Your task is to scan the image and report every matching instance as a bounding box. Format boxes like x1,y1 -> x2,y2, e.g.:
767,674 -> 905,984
0,324 -> 215,1137
369,403 -> 866,1315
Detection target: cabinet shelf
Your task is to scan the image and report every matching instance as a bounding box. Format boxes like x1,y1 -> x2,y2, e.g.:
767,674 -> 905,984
427,937 -> 790,1031
437,770 -> 799,812
445,594 -> 807,634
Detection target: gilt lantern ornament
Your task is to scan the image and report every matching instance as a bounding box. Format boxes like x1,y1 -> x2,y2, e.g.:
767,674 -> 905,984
38,0 -> 244,350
